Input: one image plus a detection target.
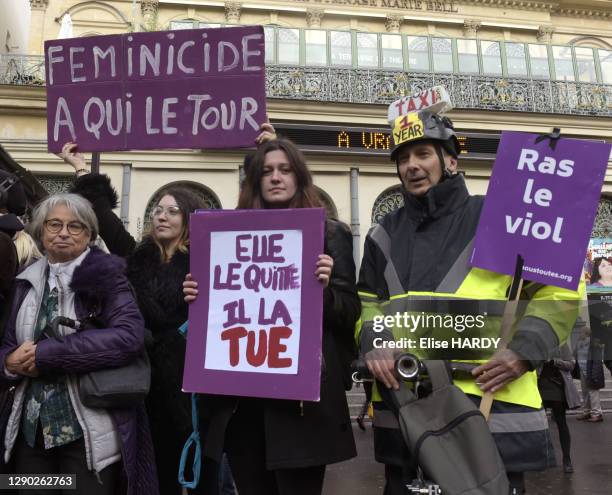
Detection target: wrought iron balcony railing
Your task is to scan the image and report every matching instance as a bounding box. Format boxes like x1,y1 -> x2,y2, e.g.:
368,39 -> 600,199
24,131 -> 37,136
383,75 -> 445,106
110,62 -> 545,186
266,66 -> 612,117
2,54 -> 612,117
0,54 -> 45,86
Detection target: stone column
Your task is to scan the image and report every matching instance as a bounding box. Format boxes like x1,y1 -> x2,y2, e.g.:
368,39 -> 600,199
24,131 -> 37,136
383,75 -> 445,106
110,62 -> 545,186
225,2 -> 242,24
29,0 -> 49,54
463,19 -> 481,38
385,14 -> 402,34
536,25 -> 555,43
141,0 -> 159,31
306,8 -> 324,29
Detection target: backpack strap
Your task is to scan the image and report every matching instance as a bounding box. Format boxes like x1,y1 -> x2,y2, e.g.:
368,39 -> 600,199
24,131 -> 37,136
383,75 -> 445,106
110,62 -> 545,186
422,360 -> 452,392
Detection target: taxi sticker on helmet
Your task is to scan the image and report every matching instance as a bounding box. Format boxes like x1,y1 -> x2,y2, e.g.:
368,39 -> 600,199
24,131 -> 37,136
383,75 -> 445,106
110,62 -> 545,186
392,112 -> 424,146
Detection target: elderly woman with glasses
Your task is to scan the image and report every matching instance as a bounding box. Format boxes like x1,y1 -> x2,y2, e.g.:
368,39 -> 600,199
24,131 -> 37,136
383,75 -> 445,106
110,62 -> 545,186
0,193 -> 158,495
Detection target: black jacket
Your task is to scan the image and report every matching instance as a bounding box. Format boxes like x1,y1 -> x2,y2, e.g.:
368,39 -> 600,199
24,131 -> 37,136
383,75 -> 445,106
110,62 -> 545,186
358,174 -> 484,299
200,219 -> 360,470
71,174 -> 192,431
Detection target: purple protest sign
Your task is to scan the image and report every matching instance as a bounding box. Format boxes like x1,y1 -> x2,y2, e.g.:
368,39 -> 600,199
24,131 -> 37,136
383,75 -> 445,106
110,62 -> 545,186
183,208 -> 325,401
471,131 -> 611,290
45,27 -> 266,153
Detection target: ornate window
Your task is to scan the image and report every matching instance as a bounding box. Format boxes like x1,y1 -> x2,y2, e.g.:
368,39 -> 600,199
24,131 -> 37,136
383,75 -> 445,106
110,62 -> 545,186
592,198 -> 612,238
35,174 -> 74,195
305,30 -> 327,66
552,46 -> 575,81
264,26 -> 275,64
575,47 -> 597,83
505,42 -> 528,77
481,41 -> 502,76
357,33 -> 379,68
169,20 -> 220,30
58,1 -> 131,31
381,34 -> 403,70
142,181 -> 221,235
278,28 -> 300,65
528,44 -> 551,79
407,36 -> 429,71
600,49 -> 612,84
372,186 -> 404,225
457,39 -> 479,75
330,31 -> 352,66
432,38 -> 453,73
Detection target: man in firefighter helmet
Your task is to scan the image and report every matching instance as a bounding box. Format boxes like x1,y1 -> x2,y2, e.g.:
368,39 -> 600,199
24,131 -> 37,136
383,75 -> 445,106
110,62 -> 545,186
357,91 -> 583,494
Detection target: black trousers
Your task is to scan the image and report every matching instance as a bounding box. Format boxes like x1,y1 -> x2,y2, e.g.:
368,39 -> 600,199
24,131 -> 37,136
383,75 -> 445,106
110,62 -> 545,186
223,401 -> 326,495
13,431 -> 120,495
544,400 -> 571,462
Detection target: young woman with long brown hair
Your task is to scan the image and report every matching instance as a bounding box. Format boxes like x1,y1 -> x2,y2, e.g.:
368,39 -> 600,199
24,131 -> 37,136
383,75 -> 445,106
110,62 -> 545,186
184,138 -> 360,495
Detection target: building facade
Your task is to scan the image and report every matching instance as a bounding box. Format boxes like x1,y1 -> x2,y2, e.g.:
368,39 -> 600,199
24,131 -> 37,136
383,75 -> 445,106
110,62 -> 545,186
1,0 -> 611,262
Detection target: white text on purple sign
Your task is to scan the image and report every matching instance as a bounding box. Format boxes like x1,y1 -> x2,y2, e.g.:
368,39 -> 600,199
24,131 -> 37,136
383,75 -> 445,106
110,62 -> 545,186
505,148 -> 574,243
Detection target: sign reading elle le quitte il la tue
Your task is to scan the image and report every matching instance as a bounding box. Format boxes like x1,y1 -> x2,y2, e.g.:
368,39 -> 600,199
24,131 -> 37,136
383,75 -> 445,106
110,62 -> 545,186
183,209 -> 325,401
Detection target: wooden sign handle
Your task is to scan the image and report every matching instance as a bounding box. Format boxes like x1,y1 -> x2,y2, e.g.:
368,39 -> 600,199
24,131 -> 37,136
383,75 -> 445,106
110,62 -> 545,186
480,255 -> 524,420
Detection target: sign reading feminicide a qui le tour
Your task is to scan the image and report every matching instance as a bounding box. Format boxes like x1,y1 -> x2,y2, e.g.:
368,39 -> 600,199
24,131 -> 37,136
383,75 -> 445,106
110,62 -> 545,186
183,209 -> 325,401
44,26 -> 266,153
471,131 -> 612,291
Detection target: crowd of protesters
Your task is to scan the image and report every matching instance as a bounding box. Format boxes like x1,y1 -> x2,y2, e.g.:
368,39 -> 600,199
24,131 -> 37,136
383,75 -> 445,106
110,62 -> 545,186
0,118 -> 609,495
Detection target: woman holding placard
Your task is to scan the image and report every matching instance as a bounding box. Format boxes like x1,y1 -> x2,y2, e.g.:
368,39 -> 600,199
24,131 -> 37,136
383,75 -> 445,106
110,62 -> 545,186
183,138 -> 360,495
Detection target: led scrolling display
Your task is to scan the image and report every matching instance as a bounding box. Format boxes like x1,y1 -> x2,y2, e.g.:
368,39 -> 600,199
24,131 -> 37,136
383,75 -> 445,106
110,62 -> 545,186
274,124 -> 499,157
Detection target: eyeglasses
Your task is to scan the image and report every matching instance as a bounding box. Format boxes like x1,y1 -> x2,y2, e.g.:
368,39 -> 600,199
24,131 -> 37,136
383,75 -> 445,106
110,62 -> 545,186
44,219 -> 87,236
150,205 -> 182,219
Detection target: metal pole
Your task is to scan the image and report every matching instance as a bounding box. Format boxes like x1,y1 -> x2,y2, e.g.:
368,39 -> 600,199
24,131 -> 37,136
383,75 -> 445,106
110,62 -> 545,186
120,163 -> 132,228
91,151 -> 100,174
350,167 -> 360,277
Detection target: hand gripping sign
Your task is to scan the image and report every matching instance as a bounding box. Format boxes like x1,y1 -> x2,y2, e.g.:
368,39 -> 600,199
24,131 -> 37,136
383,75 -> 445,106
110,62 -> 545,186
183,208 -> 325,401
45,26 -> 267,153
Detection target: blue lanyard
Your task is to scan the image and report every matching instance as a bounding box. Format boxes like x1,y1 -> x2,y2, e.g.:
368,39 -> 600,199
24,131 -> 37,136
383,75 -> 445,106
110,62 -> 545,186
178,393 -> 201,489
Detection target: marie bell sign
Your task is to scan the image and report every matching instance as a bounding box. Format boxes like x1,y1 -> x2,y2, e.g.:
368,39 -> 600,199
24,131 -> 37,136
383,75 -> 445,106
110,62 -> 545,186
294,0 -> 458,12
